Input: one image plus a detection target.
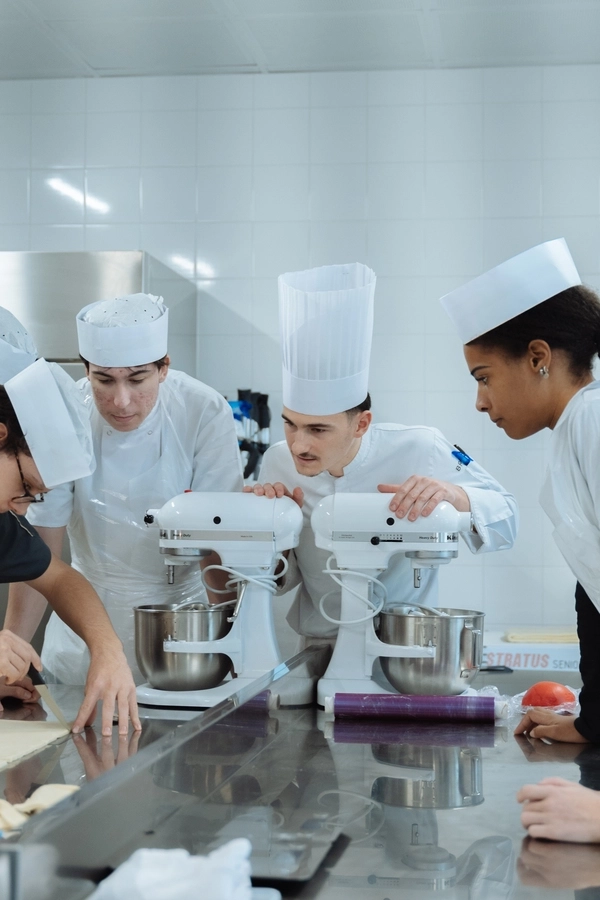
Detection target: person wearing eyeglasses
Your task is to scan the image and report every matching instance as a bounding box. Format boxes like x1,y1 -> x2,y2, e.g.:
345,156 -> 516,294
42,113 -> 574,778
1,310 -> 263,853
0,314 -> 139,736
5,294 -> 242,686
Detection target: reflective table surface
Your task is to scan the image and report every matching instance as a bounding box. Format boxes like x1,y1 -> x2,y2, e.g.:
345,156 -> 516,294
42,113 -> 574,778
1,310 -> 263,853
2,656 -> 599,900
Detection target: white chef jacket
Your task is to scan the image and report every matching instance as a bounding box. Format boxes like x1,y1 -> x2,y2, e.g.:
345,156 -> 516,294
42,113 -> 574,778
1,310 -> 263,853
28,369 -> 243,684
260,423 -> 518,638
540,380 -> 600,611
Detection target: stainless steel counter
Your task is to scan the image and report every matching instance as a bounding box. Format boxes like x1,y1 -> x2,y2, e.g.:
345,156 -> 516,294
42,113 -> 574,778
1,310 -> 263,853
2,655 -> 599,900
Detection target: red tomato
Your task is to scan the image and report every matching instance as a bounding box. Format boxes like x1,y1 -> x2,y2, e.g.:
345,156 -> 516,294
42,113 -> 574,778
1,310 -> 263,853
522,681 -> 576,708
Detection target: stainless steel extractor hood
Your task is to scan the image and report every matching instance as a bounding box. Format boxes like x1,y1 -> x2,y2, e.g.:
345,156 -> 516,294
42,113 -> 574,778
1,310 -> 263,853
0,250 -> 197,378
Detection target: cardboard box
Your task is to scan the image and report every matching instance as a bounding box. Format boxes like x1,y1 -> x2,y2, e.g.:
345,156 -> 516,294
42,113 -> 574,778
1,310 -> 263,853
483,630 -> 580,672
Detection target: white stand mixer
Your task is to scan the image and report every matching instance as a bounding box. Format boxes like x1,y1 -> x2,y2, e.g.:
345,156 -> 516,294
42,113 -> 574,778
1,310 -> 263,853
310,494 -> 473,708
137,492 -> 312,708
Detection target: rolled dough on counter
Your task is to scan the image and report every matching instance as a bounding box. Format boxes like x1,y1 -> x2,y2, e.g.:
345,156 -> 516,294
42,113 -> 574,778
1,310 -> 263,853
502,626 -> 578,643
0,719 -> 69,771
0,784 -> 80,831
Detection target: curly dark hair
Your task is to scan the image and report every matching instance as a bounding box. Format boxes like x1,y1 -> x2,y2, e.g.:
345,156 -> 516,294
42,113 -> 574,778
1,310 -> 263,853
467,284 -> 600,378
0,386 -> 30,457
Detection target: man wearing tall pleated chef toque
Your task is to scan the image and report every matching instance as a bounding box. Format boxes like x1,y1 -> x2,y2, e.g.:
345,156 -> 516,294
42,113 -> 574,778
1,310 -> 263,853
6,293 -> 243,686
441,238 -> 600,842
245,263 -> 518,645
0,308 -> 139,735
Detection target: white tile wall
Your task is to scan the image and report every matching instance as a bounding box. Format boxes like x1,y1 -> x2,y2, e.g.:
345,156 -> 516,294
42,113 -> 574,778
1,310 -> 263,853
2,65 -> 598,627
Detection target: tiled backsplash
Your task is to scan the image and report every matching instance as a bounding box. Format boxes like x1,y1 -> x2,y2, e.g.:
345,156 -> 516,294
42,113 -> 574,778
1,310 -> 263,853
1,65 -> 597,627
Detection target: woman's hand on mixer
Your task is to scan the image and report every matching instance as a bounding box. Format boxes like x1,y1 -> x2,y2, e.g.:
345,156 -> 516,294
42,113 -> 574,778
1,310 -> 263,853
378,478 -> 470,521
517,778 -> 600,842
514,708 -> 589,743
243,482 -> 304,507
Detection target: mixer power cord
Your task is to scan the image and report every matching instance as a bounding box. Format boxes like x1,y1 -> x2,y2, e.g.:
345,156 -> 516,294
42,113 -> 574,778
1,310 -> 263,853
200,553 -> 289,604
318,555 -> 387,625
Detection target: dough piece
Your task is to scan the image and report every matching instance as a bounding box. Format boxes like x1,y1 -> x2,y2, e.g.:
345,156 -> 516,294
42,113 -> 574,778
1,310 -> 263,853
15,783 -> 79,815
0,798 -> 27,830
503,626 -> 578,643
0,719 -> 69,771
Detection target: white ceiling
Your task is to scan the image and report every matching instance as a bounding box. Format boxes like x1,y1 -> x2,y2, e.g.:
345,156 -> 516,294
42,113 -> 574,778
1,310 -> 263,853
1,0 -> 600,79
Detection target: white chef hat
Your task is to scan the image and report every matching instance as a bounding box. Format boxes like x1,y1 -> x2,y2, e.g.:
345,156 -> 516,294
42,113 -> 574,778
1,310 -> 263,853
0,307 -> 37,382
279,263 -> 376,416
76,293 -> 168,367
5,359 -> 94,487
440,239 -> 582,344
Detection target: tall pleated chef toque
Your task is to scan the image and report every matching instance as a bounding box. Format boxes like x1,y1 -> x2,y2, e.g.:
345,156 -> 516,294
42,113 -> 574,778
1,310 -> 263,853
440,238 -> 582,344
76,293 -> 168,367
0,307 -> 37,382
5,359 -> 95,487
278,263 -> 376,416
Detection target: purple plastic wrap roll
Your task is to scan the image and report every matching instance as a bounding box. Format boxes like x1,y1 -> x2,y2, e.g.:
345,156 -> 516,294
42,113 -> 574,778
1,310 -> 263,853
242,690 -> 275,711
331,693 -> 496,722
332,720 -> 496,747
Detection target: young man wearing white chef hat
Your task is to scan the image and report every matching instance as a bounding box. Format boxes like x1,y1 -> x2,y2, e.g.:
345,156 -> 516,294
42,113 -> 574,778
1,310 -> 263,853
0,355 -> 140,735
6,293 -> 243,685
246,263 -> 518,641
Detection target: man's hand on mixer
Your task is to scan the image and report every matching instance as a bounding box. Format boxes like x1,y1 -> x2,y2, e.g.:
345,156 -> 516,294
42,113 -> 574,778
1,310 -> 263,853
243,482 -> 304,507
378,477 -> 470,522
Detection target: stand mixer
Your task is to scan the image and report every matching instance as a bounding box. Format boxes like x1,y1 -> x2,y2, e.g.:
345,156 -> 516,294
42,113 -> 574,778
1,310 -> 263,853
136,492 -> 312,708
311,493 -> 476,708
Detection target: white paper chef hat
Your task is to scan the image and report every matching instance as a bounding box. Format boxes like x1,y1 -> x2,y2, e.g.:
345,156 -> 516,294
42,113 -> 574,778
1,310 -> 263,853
0,307 -> 38,382
76,293 -> 168,367
279,263 -> 376,416
440,239 -> 581,344
5,359 -> 94,487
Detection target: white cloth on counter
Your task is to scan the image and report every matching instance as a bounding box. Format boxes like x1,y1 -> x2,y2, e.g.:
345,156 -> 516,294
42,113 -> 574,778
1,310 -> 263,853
90,840 -> 281,900
260,423 -> 518,638
28,369 -> 243,684
540,380 -> 600,612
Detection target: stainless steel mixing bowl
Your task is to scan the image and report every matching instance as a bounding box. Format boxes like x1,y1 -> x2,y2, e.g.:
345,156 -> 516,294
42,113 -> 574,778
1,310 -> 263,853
371,743 -> 483,809
135,603 -> 233,691
378,606 -> 484,695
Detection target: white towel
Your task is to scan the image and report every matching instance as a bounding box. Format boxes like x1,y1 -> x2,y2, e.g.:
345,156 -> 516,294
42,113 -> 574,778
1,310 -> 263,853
90,840 -> 273,900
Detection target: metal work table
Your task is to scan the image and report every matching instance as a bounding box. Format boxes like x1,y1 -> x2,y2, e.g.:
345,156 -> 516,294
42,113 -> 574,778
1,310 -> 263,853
2,653 -> 598,900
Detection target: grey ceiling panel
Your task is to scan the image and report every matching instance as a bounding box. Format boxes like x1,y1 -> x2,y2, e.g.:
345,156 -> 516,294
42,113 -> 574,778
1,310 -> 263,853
244,12 -> 428,71
49,18 -> 254,74
235,0 -> 418,13
0,22 -> 86,78
439,8 -> 600,66
25,0 -> 218,17
1,0 -> 600,79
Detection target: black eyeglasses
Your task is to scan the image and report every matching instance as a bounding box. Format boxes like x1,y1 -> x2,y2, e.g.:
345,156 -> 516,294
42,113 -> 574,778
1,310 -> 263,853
14,453 -> 45,504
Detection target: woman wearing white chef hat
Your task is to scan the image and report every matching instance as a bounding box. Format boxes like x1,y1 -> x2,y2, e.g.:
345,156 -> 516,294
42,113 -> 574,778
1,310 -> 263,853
0,358 -> 140,735
6,293 -> 242,685
246,263 -> 518,642
442,239 -> 600,841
